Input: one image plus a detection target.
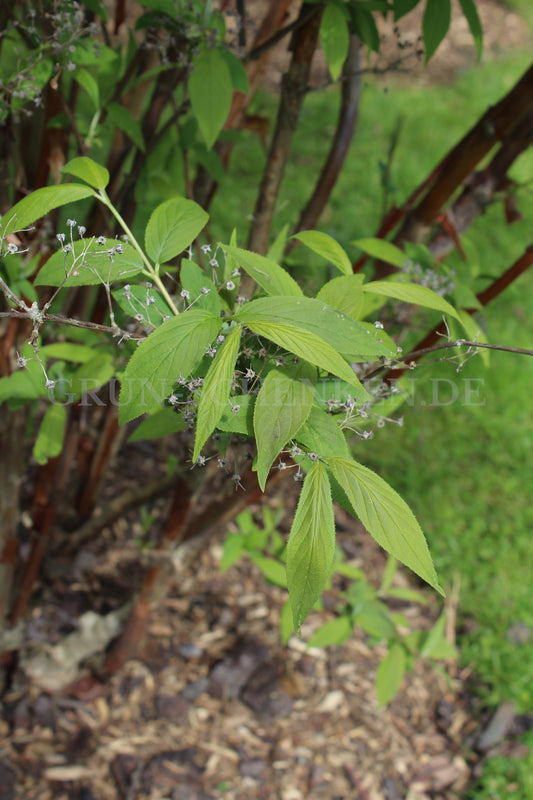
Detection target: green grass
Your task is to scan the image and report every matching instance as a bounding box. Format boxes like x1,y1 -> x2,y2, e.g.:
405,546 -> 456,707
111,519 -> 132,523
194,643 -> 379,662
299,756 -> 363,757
213,43 -> 533,794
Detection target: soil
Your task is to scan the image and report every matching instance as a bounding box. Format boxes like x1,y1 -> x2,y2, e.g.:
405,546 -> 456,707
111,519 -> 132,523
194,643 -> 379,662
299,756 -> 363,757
1,2 -> 532,799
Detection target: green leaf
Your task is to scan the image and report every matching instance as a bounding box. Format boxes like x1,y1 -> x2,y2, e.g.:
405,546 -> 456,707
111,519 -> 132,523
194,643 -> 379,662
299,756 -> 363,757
236,316 -> 371,398
362,280 -> 460,320
217,394 -> 255,436
0,345 -> 47,402
249,554 -> 288,588
222,244 -> 303,297
1,185 -> 95,236
354,602 -> 397,639
376,643 -> 406,706
33,404 -> 67,465
307,615 -> 353,648
292,230 -> 351,275
221,49 -> 250,94
348,6 -> 380,52
128,407 -> 186,442
353,237 -> 407,268
316,274 -> 365,320
193,324 -> 242,459
74,68 -> 100,110
287,461 -> 336,632
180,259 -> 221,314
62,157 -> 109,191
458,0 -> 482,58
393,0 -> 419,22
68,354 -> 115,401
320,4 -> 349,81
35,237 -> 143,287
280,600 -> 295,645
296,406 -> 349,458
423,0 -> 451,64
41,343 -> 96,363
266,224 -> 290,264
119,310 -> 222,424
236,296 -> 390,360
107,102 -> 145,151
254,363 -> 316,490
327,456 -> 443,595
145,197 -> 209,264
189,48 -> 233,149
419,612 -> 457,659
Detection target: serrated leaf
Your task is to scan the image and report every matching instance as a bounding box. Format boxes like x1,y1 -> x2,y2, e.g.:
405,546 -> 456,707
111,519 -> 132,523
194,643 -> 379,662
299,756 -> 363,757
236,296 -> 391,360
74,68 -> 100,109
316,274 -> 365,320
33,404 -> 66,465
254,363 -> 316,490
107,102 -> 145,151
193,324 -> 242,459
36,237 -> 143,287
353,237 -> 407,268
287,461 -> 336,632
145,197 -> 209,264
189,48 -> 232,149
320,4 -> 349,81
459,0 -> 483,58
119,310 -> 222,423
307,615 -> 353,648
362,280 -> 460,320
180,259 -> 220,314
376,643 -> 406,706
296,406 -> 348,458
222,244 -> 302,297
62,157 -> 109,191
393,0 -> 419,22
327,456 -> 443,595
292,230 -> 351,275
128,407 -> 186,442
235,316 -> 370,398
1,185 -> 95,236
423,0 -> 451,64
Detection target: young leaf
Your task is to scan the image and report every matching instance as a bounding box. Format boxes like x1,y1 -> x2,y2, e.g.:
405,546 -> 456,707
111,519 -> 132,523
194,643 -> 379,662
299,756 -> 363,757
35,238 -> 143,287
119,311 -> 222,424
287,461 -> 336,632
189,48 -> 233,149
423,0 -> 451,64
1,185 -> 95,235
348,6 -> 380,52
459,0 -> 483,58
74,68 -> 100,110
0,346 -> 48,402
376,643 -> 406,706
128,407 -> 186,442
327,456 -> 443,595
236,296 -> 391,359
248,554 -> 288,588
362,280 -> 460,320
353,237 -> 407,268
221,49 -> 250,94
145,197 -> 209,264
222,244 -> 303,297
62,157 -> 110,191
193,324 -> 243,460
296,406 -> 349,458
316,274 -> 365,320
33,404 -> 67,465
320,4 -> 349,82
280,600 -> 295,645
292,230 -> 352,275
307,615 -> 353,649
234,317 -> 371,398
254,363 -> 316,490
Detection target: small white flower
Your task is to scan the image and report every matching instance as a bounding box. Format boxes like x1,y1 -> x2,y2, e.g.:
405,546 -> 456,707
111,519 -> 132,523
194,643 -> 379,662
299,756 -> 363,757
226,280 -> 235,291
6,243 -> 18,254
209,257 -> 219,268
180,289 -> 190,299
201,244 -> 212,254
201,286 -> 210,295
96,236 -> 106,245
231,404 -> 240,414
66,218 -> 76,227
